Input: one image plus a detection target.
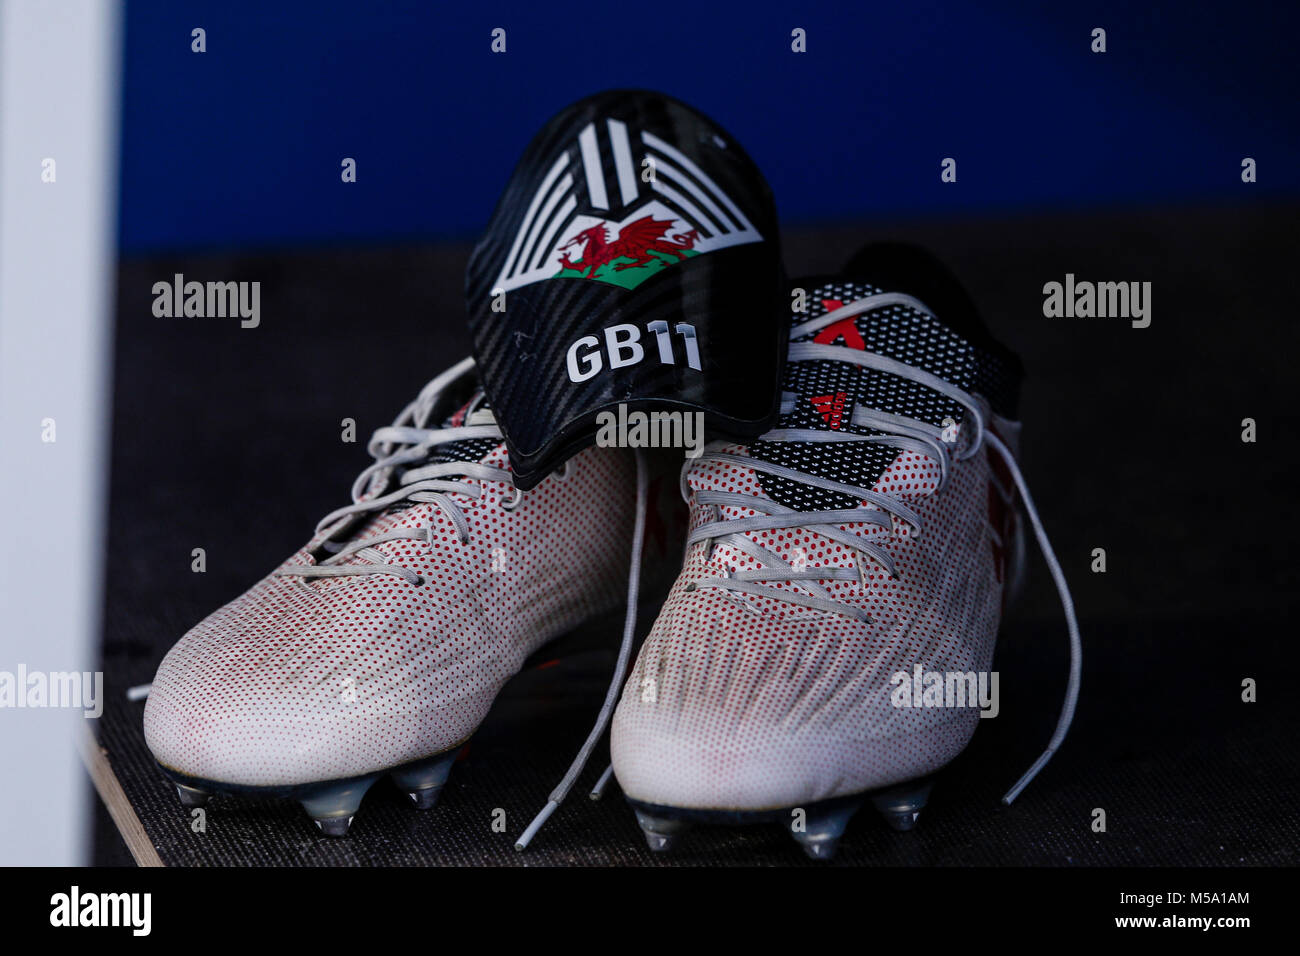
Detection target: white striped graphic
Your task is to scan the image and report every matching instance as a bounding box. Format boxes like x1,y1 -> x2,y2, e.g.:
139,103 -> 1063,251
493,119 -> 762,293
500,153 -> 570,281
578,123 -> 608,210
642,131 -> 760,244
518,172 -> 573,273
607,118 -> 639,206
529,195 -> 576,272
653,157 -> 736,233
646,178 -> 720,237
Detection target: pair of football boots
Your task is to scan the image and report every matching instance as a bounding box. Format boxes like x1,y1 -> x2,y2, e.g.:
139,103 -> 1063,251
142,242 -> 1080,859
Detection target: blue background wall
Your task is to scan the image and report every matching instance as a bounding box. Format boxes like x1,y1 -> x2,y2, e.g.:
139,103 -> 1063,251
118,0 -> 1298,253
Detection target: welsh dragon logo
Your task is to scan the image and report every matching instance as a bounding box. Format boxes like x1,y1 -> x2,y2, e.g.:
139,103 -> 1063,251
491,119 -> 763,294
555,215 -> 700,287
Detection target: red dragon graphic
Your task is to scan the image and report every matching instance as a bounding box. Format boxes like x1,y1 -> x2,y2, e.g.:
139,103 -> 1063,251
557,215 -> 699,279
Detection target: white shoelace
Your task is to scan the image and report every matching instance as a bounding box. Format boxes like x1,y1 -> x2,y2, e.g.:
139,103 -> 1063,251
685,293 -> 1082,804
274,306 -> 1074,840
279,357 -> 511,586
516,448 -> 648,850
268,356 -> 652,850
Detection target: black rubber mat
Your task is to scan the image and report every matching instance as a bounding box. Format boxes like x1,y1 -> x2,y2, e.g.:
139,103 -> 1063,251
94,206 -> 1300,866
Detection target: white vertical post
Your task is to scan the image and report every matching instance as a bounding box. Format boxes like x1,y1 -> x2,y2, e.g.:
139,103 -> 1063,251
0,0 -> 122,865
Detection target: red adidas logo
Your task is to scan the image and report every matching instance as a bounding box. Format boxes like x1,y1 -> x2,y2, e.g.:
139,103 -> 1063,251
809,391 -> 849,430
812,298 -> 866,350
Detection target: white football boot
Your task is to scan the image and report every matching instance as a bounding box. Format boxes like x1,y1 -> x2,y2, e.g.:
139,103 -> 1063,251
144,357 -> 641,835
610,251 -> 1081,858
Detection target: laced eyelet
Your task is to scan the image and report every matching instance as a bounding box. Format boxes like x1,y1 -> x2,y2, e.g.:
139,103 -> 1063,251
553,460 -> 573,480
890,514 -> 920,539
501,486 -> 523,511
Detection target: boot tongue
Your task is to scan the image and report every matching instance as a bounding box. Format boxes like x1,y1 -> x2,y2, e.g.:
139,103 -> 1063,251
357,391 -> 499,523
748,248 -> 1020,512
319,393 -> 503,570
420,392 -> 501,470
